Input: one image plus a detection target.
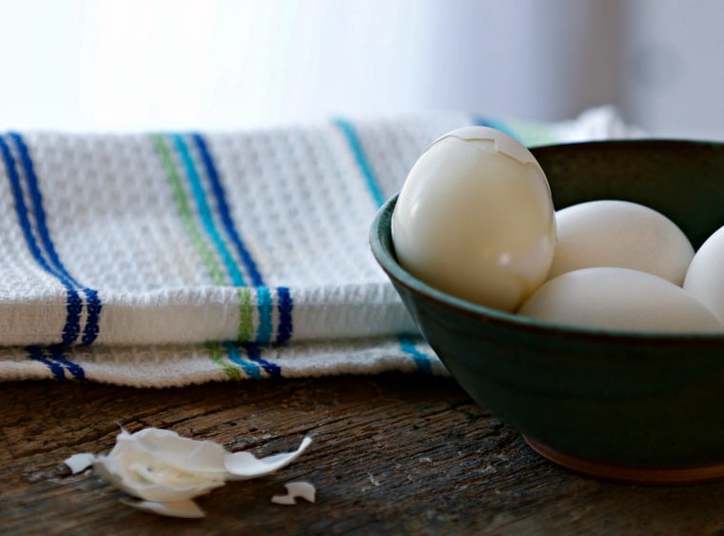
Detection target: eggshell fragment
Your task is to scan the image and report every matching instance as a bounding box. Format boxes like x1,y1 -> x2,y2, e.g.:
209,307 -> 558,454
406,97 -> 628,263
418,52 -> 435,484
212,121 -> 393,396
92,428 -> 312,503
68,427 -> 314,519
519,267 -> 722,333
271,481 -> 317,505
550,200 -> 694,285
224,436 -> 313,480
121,499 -> 205,519
64,453 -> 95,474
684,225 -> 724,323
392,126 -> 556,312
92,430 -> 226,503
128,427 -> 228,476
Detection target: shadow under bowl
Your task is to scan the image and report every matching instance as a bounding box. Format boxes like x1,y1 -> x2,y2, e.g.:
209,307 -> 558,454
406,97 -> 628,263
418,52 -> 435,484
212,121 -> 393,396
370,140 -> 724,484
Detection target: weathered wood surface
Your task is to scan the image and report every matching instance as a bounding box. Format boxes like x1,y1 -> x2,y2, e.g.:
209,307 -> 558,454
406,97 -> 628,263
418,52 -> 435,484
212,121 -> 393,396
2,374 -> 724,535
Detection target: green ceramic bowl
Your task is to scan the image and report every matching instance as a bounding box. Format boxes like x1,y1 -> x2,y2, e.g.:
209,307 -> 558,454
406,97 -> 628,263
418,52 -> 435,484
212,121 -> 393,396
370,140 -> 724,483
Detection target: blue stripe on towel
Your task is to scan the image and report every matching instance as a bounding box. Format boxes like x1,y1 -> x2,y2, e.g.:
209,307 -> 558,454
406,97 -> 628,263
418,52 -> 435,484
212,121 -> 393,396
171,134 -> 245,286
192,133 -> 264,286
256,286 -> 273,344
223,341 -> 262,379
9,133 -> 82,287
275,286 -> 293,346
9,132 -> 103,347
243,342 -> 282,378
0,137 -> 65,281
333,118 -> 385,207
333,121 -> 431,370
190,134 -> 288,344
0,135 -> 84,356
399,335 -> 432,374
27,346 -> 66,380
49,345 -> 85,380
80,288 -> 102,346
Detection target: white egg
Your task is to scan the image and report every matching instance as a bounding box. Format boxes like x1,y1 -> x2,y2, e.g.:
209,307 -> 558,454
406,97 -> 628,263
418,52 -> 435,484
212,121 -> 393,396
550,200 -> 694,285
518,267 -> 721,333
392,126 -> 556,311
684,225 -> 724,323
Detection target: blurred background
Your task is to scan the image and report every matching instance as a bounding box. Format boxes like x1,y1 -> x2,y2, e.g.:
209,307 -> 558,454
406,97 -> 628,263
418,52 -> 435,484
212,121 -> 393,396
0,0 -> 721,138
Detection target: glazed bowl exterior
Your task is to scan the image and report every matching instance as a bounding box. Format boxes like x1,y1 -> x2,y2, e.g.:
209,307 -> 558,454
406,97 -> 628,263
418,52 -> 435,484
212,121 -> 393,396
370,140 -> 724,471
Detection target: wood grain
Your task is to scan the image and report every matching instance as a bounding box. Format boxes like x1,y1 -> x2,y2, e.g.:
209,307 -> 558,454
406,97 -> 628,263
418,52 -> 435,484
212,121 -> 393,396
2,375 -> 724,535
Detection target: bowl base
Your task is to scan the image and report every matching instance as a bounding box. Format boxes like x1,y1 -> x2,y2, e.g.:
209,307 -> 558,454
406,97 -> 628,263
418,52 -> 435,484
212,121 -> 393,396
524,436 -> 724,485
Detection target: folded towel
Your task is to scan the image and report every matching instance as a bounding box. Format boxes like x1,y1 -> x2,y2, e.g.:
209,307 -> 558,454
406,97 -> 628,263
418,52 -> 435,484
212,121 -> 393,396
0,108 -> 634,386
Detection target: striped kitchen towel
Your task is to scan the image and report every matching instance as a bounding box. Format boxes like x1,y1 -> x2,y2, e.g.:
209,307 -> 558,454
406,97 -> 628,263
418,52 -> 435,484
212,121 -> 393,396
0,107 -> 635,386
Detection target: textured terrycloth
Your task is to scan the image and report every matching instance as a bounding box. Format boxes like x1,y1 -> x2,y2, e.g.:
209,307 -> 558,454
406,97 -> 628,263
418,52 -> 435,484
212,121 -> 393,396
0,108 -> 634,386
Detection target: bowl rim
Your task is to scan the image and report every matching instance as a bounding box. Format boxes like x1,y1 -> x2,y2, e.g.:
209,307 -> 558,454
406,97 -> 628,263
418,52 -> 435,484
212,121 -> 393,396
370,184 -> 724,345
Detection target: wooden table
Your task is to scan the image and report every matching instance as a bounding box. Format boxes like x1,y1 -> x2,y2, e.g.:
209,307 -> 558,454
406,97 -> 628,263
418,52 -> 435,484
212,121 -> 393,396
2,374 -> 723,535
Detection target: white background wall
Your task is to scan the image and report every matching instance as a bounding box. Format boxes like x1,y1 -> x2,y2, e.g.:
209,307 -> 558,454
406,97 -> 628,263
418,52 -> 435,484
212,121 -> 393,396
0,0 -> 721,137
622,0 -> 724,139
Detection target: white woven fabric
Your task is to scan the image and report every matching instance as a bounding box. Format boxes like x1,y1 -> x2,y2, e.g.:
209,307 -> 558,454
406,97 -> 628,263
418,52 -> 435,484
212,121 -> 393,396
0,108 -> 633,385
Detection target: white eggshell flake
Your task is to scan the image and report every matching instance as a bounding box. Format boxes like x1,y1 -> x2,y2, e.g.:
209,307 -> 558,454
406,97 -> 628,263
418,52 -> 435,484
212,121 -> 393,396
551,200 -> 694,284
271,481 -> 317,505
684,225 -> 724,323
224,436 -> 313,479
121,499 -> 206,519
392,126 -> 556,312
64,453 -> 96,474
518,267 -> 722,333
92,430 -> 226,503
68,427 -> 313,519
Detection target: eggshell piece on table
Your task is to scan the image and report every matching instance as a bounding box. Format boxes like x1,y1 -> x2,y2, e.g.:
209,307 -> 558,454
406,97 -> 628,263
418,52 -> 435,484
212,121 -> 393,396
518,267 -> 722,333
121,499 -> 206,519
684,225 -> 724,323
64,452 -> 95,474
271,481 -> 317,505
392,126 -> 556,312
550,200 -> 694,285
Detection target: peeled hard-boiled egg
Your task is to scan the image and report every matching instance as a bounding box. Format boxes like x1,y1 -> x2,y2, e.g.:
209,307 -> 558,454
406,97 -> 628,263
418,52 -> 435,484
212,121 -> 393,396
392,126 -> 556,311
550,200 -> 694,285
684,225 -> 724,323
519,267 -> 721,333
